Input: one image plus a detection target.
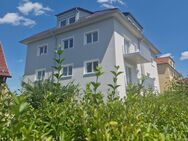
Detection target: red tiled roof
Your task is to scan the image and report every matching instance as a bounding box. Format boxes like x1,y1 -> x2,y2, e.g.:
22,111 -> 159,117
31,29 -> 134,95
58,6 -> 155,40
0,44 -> 11,77
155,57 -> 170,64
183,78 -> 188,84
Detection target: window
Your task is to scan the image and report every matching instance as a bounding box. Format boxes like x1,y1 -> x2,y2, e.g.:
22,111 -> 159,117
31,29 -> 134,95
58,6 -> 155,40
126,66 -> 132,84
63,38 -> 74,49
36,69 -> 45,80
62,65 -> 73,77
85,30 -> 99,44
84,60 -> 99,74
60,19 -> 66,27
38,45 -> 47,56
124,39 -> 131,54
59,16 -> 75,27
69,16 -> 75,24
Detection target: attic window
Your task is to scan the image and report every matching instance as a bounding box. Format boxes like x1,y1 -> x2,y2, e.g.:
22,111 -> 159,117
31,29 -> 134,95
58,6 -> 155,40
69,16 -> 75,24
60,19 -> 66,27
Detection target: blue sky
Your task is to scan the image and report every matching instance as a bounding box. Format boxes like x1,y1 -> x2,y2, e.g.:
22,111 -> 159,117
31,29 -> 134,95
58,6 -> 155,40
0,0 -> 188,91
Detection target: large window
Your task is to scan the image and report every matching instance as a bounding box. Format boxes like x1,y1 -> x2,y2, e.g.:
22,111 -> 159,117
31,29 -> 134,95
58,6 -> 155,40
36,69 -> 45,80
62,64 -> 73,77
85,30 -> 99,44
63,38 -> 74,49
84,60 -> 99,74
38,45 -> 47,56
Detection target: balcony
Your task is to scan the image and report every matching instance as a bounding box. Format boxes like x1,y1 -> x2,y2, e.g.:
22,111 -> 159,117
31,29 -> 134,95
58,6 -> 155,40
124,43 -> 151,64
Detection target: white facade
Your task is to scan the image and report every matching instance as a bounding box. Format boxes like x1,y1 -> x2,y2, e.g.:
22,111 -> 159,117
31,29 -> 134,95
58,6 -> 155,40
21,8 -> 160,98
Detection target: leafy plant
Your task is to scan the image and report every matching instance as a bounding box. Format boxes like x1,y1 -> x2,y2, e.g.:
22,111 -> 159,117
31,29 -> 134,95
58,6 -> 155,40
90,65 -> 104,94
52,48 -> 65,85
108,66 -> 123,100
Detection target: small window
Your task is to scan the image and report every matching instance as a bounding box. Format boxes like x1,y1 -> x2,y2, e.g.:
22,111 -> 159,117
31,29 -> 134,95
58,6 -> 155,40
62,65 -> 73,77
38,45 -> 47,56
36,69 -> 45,80
69,16 -> 75,24
60,19 -> 66,27
84,60 -> 99,74
63,38 -> 74,49
85,31 -> 99,44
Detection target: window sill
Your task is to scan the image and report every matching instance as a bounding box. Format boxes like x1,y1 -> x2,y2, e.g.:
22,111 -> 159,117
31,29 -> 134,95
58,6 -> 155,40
84,41 -> 99,46
37,54 -> 48,57
83,73 -> 96,77
64,47 -> 74,50
61,76 -> 72,80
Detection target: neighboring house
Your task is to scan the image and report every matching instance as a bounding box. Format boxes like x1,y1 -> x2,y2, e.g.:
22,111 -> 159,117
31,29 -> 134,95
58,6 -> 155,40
21,7 -> 160,98
182,78 -> 188,85
0,42 -> 11,83
155,56 -> 181,93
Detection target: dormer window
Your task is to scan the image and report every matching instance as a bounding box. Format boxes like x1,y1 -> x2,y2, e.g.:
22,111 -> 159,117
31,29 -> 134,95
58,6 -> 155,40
69,16 -> 76,24
59,16 -> 76,27
60,19 -> 66,27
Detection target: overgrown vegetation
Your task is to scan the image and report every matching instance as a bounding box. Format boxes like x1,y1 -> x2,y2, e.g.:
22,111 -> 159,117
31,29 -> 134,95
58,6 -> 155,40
0,49 -> 188,140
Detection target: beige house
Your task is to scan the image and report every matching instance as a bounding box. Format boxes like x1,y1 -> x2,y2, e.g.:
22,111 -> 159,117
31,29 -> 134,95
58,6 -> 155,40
155,56 -> 181,93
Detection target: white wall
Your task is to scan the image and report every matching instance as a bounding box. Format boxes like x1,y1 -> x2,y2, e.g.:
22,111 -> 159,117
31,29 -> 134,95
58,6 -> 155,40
24,18 -> 116,95
113,19 -> 160,93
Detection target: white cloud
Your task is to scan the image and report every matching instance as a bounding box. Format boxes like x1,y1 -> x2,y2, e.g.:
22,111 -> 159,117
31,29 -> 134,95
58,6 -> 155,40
160,53 -> 172,58
17,0 -> 52,16
101,3 -> 115,8
97,0 -> 110,3
97,0 -> 126,8
0,13 -> 36,27
180,51 -> 188,60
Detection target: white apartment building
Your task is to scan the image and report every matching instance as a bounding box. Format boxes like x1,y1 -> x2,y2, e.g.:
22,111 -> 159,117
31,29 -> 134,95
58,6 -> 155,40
21,7 -> 160,98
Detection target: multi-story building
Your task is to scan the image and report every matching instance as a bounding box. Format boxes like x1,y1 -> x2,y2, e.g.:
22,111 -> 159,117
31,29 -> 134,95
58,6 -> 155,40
21,7 -> 160,97
155,56 -> 181,92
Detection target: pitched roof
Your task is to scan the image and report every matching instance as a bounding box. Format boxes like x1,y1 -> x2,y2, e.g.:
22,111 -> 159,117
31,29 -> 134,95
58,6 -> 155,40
155,56 -> 174,65
155,57 -> 169,64
0,43 -> 11,77
183,78 -> 188,84
20,7 -> 160,55
20,8 -> 117,44
56,7 -> 93,16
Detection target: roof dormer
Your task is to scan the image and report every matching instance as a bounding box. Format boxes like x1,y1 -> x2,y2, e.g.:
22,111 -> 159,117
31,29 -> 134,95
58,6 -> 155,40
123,12 -> 143,32
56,7 -> 93,28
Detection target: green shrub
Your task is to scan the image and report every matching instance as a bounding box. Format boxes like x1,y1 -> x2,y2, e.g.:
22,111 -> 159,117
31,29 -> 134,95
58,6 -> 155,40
1,49 -> 188,140
1,84 -> 188,140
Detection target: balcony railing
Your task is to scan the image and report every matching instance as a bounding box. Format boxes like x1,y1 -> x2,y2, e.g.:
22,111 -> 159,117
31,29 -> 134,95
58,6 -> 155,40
124,43 -> 151,64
